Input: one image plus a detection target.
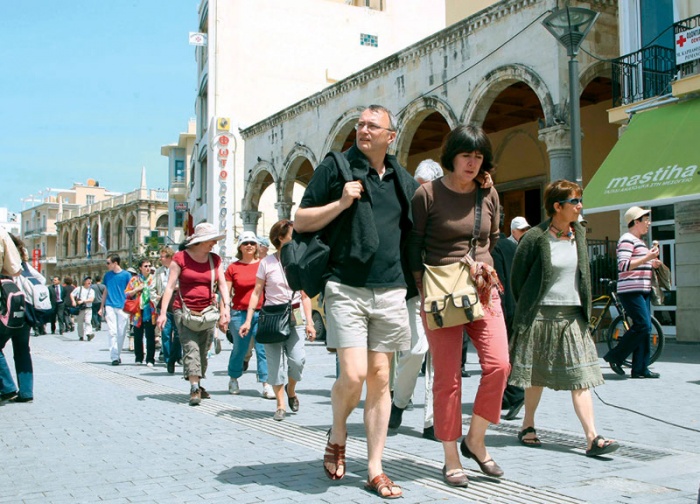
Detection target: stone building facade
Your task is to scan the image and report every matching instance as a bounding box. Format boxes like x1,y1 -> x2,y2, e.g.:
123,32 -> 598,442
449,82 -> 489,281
55,189 -> 169,283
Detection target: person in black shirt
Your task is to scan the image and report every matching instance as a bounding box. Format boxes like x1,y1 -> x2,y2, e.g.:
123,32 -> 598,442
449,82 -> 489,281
295,105 -> 418,499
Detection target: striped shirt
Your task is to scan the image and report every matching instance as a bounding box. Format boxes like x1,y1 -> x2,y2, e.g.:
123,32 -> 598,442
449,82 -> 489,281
616,232 -> 652,293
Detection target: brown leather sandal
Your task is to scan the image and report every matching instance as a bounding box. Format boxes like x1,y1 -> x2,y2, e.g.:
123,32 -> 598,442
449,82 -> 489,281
364,473 -> 402,499
323,429 -> 346,480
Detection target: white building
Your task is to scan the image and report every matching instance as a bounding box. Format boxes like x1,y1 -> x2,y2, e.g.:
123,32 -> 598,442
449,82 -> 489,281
189,0 -> 456,260
161,119 -> 196,246
0,207 -> 21,236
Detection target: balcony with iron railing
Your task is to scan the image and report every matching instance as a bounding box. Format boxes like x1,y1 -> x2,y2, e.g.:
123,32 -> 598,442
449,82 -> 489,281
612,14 -> 700,107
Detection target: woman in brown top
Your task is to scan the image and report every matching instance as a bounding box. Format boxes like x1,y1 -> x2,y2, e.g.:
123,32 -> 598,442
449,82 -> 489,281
408,124 -> 509,488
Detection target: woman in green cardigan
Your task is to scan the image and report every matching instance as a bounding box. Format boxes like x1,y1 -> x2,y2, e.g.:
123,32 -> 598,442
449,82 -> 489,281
509,180 -> 619,458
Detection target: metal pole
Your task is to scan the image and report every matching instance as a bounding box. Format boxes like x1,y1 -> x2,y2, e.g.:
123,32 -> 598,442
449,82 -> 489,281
569,56 -> 582,186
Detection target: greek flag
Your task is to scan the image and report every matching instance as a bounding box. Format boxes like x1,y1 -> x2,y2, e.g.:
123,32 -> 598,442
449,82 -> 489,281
86,221 -> 92,258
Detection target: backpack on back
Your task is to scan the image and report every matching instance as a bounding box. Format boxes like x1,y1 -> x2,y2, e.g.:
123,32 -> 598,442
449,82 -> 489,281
280,152 -> 353,298
0,277 -> 26,334
19,263 -> 52,328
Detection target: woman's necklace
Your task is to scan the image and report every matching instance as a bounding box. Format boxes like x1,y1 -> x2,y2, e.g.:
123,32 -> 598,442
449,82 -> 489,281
550,222 -> 574,240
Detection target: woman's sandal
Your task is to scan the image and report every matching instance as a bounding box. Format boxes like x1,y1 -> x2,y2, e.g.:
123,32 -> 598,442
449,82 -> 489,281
517,426 -> 542,447
323,429 -> 346,480
585,435 -> 619,457
364,473 -> 402,499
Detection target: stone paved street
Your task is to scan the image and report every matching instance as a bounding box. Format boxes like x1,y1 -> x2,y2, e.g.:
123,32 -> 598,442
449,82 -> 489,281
1,328 -> 699,503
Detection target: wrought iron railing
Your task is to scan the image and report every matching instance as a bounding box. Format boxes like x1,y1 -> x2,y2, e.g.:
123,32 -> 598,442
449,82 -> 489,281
611,45 -> 676,107
612,14 -> 700,107
588,239 -> 618,298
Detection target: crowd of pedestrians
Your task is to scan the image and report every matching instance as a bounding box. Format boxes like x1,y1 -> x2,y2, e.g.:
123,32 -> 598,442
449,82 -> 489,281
4,104 -> 673,499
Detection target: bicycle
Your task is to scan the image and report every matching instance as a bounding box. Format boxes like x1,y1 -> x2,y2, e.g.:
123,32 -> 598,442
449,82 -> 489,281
588,278 -> 664,366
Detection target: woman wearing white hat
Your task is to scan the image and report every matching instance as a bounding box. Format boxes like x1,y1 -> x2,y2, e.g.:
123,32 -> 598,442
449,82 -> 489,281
603,206 -> 662,379
157,222 -> 231,406
224,230 -> 274,399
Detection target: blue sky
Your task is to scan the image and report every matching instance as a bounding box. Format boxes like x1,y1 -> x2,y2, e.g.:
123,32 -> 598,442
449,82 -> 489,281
0,1 -> 197,211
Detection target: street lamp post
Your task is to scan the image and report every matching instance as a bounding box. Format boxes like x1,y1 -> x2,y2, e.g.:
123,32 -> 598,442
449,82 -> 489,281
542,5 -> 599,186
125,225 -> 137,269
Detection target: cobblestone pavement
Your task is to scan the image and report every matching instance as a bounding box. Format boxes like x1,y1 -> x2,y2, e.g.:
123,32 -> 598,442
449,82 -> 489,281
1,328 -> 699,503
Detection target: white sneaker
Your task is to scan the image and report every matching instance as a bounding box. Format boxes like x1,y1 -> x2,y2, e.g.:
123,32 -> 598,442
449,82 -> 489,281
228,378 -> 240,395
262,383 -> 275,400
146,363 -> 154,368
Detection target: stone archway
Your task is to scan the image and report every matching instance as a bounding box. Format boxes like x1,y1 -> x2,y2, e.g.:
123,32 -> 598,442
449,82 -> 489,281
322,107 -> 364,155
463,64 -> 556,127
241,161 -> 275,231
394,96 -> 458,168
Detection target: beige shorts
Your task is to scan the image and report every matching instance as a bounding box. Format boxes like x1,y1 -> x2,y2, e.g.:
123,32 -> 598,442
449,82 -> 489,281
324,280 -> 410,352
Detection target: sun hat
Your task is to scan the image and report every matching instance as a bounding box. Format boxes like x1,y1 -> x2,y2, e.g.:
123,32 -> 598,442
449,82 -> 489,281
624,206 -> 651,226
236,231 -> 259,249
257,236 -> 270,248
510,216 -> 531,231
186,222 -> 226,247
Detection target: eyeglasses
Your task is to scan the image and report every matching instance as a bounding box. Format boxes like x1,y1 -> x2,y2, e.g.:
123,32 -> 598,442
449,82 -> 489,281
241,242 -> 257,247
354,122 -> 393,133
558,198 -> 583,206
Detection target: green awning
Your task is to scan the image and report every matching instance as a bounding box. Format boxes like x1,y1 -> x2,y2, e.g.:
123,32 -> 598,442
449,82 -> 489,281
584,99 -> 700,214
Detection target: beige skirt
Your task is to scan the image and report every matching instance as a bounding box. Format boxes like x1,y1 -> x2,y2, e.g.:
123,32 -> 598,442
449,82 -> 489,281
509,306 -> 604,391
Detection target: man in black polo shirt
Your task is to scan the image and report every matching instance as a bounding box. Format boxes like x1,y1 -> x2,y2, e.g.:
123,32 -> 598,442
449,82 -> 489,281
295,105 -> 418,499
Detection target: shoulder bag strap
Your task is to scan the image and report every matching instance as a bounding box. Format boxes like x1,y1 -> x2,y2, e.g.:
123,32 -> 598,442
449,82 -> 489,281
276,253 -> 296,305
469,186 -> 484,261
208,253 -> 216,306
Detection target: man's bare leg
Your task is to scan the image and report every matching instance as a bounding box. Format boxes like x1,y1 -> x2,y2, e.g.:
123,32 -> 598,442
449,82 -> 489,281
365,350 -> 401,497
324,347 -> 367,479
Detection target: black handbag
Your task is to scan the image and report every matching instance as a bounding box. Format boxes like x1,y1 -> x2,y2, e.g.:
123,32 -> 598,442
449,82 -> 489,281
256,302 -> 294,344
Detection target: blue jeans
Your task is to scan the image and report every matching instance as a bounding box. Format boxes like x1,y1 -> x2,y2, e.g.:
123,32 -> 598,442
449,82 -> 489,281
228,310 -> 267,382
0,325 -> 33,399
606,291 -> 651,375
161,312 -> 182,364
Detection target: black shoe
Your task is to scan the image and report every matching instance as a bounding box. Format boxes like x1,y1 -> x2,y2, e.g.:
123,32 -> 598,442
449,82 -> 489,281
461,369 -> 471,378
631,371 -> 660,379
604,355 -> 626,376
111,359 -> 121,366
167,361 -> 175,374
422,426 -> 438,441
0,391 -> 18,401
11,396 -> 33,403
503,398 -> 525,421
158,353 -> 165,363
388,403 -> 405,429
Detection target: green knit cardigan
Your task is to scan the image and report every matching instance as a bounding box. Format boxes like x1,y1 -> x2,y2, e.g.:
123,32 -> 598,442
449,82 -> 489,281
510,219 -> 592,335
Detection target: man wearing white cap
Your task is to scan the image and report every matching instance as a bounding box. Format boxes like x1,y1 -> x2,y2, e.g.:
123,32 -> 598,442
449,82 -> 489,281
603,206 -> 661,379
508,216 -> 530,245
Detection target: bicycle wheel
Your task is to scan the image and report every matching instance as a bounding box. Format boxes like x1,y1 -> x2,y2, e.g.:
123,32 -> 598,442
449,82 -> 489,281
606,315 -> 664,367
648,316 -> 664,364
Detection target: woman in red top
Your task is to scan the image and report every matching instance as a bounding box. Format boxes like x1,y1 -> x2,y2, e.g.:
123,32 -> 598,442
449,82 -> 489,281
225,231 -> 273,398
157,223 -> 230,406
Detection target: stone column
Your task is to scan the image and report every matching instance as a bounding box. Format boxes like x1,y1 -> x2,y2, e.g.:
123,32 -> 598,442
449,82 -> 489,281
240,210 -> 262,234
538,125 -> 573,183
275,201 -> 294,221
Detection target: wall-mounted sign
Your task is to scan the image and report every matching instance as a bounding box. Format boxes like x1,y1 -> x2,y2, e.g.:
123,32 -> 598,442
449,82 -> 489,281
174,202 -> 188,212
676,27 -> 700,65
189,32 -> 208,46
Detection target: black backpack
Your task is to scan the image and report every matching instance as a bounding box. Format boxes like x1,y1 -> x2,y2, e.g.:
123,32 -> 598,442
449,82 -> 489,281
280,152 -> 353,298
0,277 -> 26,334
